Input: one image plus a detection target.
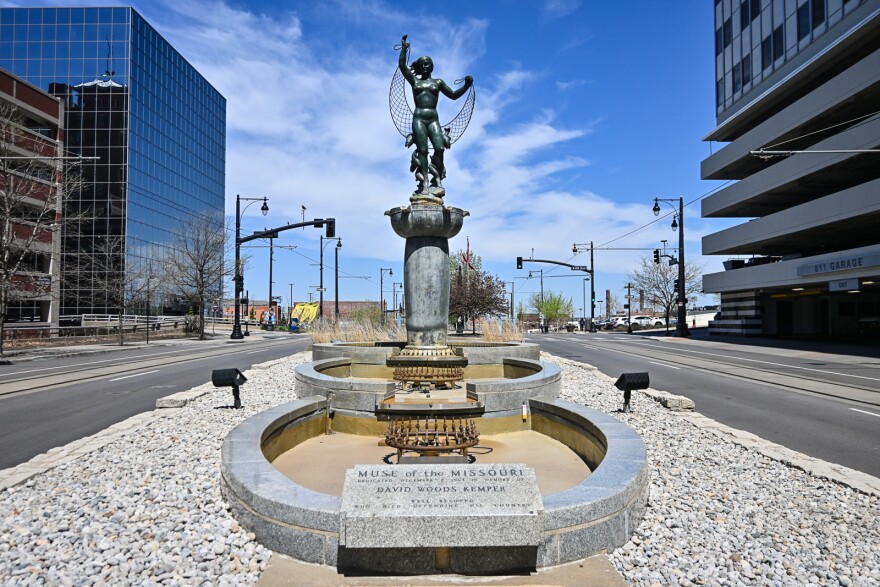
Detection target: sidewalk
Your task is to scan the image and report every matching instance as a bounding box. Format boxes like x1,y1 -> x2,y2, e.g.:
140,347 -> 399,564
0,331 -> 286,365
589,326 -> 880,361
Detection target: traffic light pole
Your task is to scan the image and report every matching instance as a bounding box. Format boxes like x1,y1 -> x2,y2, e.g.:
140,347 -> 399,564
517,254 -> 594,332
676,196 -> 690,337
569,242 -> 597,331
232,217 -> 335,340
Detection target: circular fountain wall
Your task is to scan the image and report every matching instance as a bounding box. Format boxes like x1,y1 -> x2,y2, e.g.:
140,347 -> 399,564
220,392 -> 648,573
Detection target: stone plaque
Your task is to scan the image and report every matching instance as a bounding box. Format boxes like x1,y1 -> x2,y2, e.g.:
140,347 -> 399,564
340,463 -> 543,548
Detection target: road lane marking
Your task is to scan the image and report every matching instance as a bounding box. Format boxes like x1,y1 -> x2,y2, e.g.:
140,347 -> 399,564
4,350 -> 196,376
850,408 -> 880,418
649,361 -> 680,369
109,370 -> 159,382
2,338 -> 307,377
586,339 -> 880,383
244,350 -> 263,354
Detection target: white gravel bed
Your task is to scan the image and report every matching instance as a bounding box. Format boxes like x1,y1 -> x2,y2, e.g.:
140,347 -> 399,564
551,354 -> 880,587
1,350 -> 877,586
0,351 -> 312,586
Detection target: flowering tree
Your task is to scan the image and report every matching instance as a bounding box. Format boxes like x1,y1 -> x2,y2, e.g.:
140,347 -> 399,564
449,247 -> 508,332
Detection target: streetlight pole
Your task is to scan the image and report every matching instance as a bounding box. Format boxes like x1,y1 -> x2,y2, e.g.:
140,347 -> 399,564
392,281 -> 402,322
528,269 -> 544,304
319,236 -> 325,320
335,239 -> 342,321
653,196 -> 690,337
319,236 -> 342,321
379,267 -> 393,324
505,281 -> 515,321
288,283 -> 294,323
625,282 -> 634,334
231,195 -> 268,340
582,277 -> 588,331
268,236 -> 274,327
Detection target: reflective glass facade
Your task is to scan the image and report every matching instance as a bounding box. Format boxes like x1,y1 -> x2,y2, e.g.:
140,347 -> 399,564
0,7 -> 225,315
714,0 -> 866,116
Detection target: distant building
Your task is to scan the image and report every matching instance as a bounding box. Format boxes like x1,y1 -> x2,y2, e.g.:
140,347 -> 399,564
702,0 -> 880,338
0,7 -> 226,316
0,69 -> 63,328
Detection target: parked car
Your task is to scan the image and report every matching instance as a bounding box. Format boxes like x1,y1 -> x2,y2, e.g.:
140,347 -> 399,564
606,316 -> 629,329
631,315 -> 665,327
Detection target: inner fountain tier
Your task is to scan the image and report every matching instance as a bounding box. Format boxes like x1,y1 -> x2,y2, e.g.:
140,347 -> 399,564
385,203 -> 470,387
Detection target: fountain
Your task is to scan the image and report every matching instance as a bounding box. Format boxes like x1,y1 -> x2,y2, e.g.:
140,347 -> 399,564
220,36 -> 648,575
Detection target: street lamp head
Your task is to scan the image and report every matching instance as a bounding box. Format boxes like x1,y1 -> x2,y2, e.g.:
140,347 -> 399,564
260,198 -> 269,216
572,244 -> 577,254
671,215 -> 678,231
652,199 -> 660,217
389,268 -> 393,276
336,239 -> 342,250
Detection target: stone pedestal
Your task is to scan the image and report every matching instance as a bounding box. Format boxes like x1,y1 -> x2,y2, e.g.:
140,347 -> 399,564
385,204 -> 469,386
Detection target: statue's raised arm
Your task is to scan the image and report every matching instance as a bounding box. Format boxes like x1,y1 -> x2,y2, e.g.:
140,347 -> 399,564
398,35 -> 414,85
390,35 -> 475,204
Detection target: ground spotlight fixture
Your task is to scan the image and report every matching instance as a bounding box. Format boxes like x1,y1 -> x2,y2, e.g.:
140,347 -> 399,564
614,372 -> 649,413
212,368 -> 247,409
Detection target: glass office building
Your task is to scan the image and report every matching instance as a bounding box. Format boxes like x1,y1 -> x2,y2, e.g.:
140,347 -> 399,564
0,6 -> 225,315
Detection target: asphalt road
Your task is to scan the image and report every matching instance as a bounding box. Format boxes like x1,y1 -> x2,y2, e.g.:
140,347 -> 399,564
0,335 -> 311,470
3,331 -> 878,479
528,332 -> 880,478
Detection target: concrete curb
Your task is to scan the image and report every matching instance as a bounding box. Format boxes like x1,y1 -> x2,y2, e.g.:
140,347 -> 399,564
547,353 -> 880,498
672,410 -> 880,497
0,410 -> 170,491
0,383 -> 215,491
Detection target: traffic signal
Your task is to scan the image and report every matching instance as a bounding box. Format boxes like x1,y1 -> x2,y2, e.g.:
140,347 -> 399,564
673,279 -> 680,293
516,256 -> 523,269
325,218 -> 336,238
653,249 -> 660,264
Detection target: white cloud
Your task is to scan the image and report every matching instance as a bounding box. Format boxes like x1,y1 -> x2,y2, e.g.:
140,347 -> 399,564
119,0 -> 726,302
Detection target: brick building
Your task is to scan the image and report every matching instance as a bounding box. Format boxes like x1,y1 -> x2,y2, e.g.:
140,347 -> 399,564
0,68 -> 64,330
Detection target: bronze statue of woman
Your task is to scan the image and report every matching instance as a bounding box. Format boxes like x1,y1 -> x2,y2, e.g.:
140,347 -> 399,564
397,35 -> 473,199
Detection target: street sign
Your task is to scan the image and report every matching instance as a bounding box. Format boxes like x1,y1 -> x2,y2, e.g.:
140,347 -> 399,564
315,287 -> 327,292
570,265 -> 589,271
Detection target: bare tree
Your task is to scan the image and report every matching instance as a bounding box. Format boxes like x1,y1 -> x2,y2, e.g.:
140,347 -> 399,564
62,234 -> 159,345
164,211 -> 231,340
0,103 -> 83,353
627,256 -> 703,325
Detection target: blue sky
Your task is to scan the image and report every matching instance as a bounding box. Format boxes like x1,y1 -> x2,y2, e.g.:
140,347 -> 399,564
7,0 -> 733,315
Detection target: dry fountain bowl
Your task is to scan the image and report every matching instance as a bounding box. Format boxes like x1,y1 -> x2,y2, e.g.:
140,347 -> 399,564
220,342 -> 649,574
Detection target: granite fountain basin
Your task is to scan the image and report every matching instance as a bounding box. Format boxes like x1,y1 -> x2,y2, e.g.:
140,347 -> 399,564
220,390 -> 649,574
